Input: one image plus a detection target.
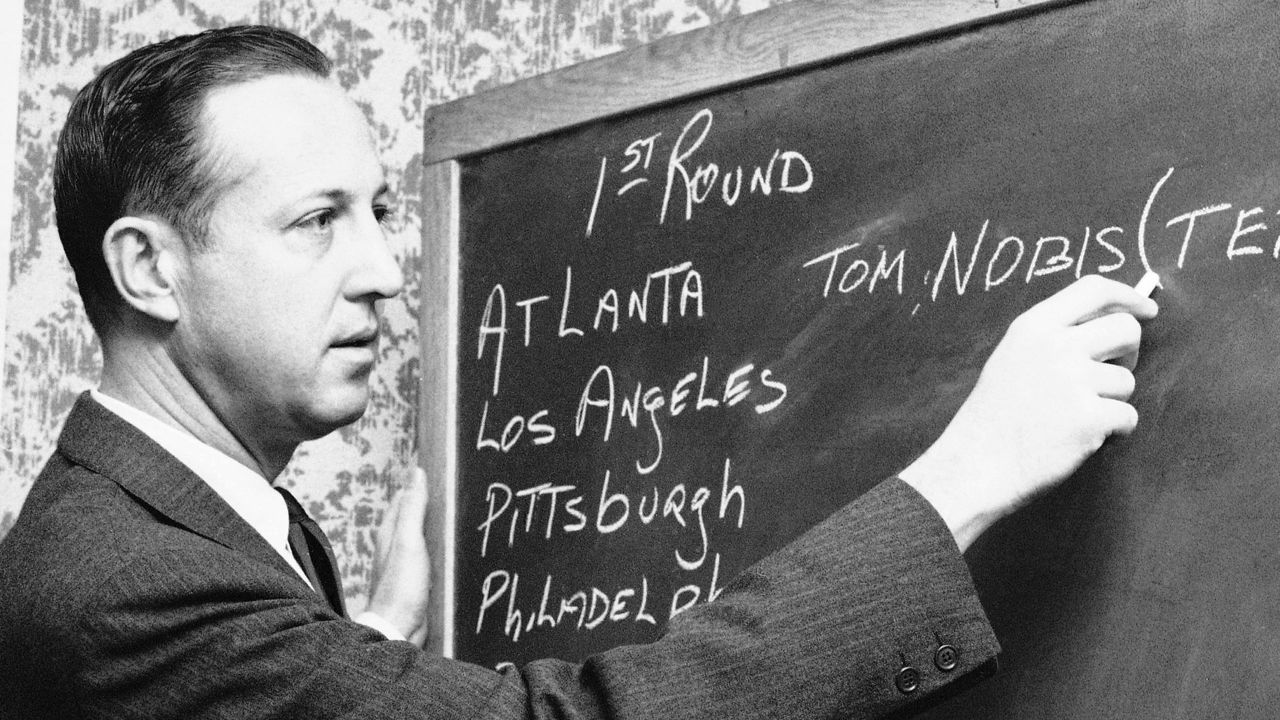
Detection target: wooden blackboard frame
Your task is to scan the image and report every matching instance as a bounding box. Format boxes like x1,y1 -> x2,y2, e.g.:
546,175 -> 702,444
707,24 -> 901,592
417,0 -> 1072,658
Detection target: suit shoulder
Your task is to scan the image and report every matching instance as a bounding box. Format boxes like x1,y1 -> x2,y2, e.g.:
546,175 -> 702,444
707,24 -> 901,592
1,455 -> 169,615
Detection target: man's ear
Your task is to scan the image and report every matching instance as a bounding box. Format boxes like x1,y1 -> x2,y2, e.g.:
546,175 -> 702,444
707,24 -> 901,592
101,216 -> 183,324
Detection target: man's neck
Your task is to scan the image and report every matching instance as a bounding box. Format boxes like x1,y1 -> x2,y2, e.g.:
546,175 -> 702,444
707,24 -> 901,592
99,343 -> 295,479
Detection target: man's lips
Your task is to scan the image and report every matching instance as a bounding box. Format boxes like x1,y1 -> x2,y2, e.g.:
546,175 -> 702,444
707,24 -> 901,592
332,328 -> 379,349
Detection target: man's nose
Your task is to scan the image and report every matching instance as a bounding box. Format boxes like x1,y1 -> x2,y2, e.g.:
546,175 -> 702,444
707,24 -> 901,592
346,213 -> 405,300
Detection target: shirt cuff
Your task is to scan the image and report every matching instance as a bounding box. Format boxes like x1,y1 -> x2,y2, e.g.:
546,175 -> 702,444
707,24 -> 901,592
353,610 -> 407,641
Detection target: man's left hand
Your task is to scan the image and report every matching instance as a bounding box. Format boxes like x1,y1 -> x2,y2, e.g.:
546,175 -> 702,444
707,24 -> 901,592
366,467 -> 430,644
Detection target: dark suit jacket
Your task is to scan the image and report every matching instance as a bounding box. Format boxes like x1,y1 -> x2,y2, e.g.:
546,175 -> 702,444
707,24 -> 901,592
0,393 -> 999,719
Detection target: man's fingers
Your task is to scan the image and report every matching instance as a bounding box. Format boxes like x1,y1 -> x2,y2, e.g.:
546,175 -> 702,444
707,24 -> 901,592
1087,361 -> 1137,401
1112,347 -> 1140,372
1028,275 -> 1159,327
406,467 -> 428,508
1072,311 -> 1143,363
383,484 -> 404,527
378,468 -> 429,552
396,467 -> 429,539
1097,397 -> 1140,437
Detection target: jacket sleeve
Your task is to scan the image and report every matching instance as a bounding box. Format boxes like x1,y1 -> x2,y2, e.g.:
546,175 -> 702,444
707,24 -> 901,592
73,478 -> 996,720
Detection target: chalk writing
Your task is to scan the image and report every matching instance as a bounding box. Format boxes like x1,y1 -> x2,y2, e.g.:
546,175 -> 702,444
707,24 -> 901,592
475,554 -> 727,644
800,167 -> 1280,312
469,129 -> 779,656
467,123 -> 1280,667
463,105 -> 830,665
474,402 -> 555,453
586,108 -> 815,235
575,358 -> 788,473
476,458 -> 745,558
474,459 -> 744,645
803,243 -> 907,297
477,261 -> 706,397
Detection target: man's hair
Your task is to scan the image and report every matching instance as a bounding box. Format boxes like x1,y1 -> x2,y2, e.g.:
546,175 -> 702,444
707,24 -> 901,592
53,25 -> 332,334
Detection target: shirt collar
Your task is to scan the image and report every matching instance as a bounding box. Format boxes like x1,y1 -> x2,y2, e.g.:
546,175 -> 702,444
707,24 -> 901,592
89,390 -> 296,571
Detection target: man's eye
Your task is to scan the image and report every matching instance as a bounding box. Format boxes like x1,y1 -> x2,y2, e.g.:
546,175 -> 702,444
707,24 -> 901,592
374,205 -> 395,226
298,210 -> 335,233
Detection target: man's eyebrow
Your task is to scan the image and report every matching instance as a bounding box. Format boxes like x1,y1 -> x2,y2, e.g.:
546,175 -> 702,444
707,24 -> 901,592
316,183 -> 391,203
319,189 -> 354,204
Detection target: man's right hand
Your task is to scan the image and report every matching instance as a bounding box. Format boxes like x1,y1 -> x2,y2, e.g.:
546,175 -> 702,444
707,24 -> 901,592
899,274 -> 1159,551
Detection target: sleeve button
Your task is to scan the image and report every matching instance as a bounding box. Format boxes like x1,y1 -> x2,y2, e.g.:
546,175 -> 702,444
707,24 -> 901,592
934,644 -> 959,672
895,665 -> 921,694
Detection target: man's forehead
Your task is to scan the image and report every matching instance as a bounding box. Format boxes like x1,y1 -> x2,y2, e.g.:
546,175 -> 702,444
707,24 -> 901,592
200,74 -> 384,194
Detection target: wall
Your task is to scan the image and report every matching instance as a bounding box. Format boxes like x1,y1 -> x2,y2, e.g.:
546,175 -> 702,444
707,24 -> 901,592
2,0 -> 784,614
1,5 -> 20,409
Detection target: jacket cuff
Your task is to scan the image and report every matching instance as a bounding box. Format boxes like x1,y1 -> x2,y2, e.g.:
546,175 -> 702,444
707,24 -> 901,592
833,477 -> 1000,710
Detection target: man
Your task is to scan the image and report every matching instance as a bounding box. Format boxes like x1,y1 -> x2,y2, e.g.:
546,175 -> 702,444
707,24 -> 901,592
0,25 -> 1157,719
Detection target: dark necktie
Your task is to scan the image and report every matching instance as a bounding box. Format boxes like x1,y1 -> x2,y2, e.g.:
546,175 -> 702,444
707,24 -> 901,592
275,486 -> 347,617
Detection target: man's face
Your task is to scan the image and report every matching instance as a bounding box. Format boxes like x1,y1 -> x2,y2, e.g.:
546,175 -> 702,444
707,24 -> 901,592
168,74 -> 403,451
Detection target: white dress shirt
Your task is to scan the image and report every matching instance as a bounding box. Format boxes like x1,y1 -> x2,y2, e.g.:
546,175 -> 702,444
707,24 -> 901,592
90,390 -> 403,641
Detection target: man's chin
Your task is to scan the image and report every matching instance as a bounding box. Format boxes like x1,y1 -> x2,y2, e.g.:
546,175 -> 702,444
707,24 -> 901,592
299,392 -> 372,439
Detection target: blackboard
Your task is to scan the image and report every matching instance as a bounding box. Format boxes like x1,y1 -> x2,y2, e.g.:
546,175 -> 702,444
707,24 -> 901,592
419,0 -> 1280,716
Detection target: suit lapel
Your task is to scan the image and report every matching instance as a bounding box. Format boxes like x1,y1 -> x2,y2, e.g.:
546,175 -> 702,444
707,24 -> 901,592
56,393 -> 310,589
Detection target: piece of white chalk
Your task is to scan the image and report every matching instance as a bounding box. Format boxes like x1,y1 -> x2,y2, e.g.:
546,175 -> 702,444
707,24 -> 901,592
1133,271 -> 1161,298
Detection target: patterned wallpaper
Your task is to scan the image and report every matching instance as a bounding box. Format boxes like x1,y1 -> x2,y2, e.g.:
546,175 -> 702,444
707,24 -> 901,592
3,0 -> 780,612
